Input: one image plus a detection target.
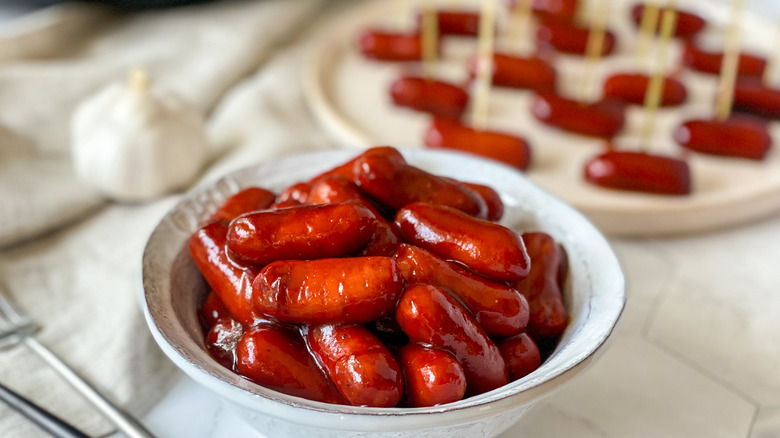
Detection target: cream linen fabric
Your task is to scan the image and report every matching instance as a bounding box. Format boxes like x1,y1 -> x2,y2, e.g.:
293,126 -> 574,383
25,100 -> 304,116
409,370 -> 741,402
0,0 -> 326,436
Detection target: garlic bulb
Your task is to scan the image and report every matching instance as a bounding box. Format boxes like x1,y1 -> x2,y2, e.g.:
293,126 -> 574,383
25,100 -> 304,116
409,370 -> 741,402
71,69 -> 209,202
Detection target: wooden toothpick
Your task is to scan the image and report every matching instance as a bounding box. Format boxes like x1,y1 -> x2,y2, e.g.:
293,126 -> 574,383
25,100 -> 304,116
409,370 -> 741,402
579,0 -> 612,102
471,0 -> 497,129
715,0 -> 746,121
421,0 -> 439,79
640,0 -> 678,150
509,0 -> 533,55
635,0 -> 661,70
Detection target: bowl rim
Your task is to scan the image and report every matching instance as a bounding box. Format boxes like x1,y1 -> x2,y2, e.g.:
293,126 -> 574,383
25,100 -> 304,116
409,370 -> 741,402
140,148 -> 626,429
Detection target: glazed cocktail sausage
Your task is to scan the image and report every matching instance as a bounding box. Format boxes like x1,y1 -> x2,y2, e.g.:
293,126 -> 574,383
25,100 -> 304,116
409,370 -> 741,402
395,203 -> 529,281
498,333 -> 541,381
227,201 -> 377,266
536,20 -> 616,56
253,257 -> 402,324
189,221 -> 260,326
446,179 -> 504,222
468,53 -> 556,92
630,4 -> 706,38
532,93 -> 625,138
276,182 -> 311,205
396,284 -> 509,395
417,10 -> 480,36
515,233 -> 569,340
308,176 -> 401,256
211,187 -> 276,222
306,323 -> 403,407
235,324 -> 345,404
354,153 -> 487,218
358,30 -> 425,61
732,77 -> 780,119
424,118 -> 531,171
675,116 -> 771,160
390,76 -> 470,119
398,344 -> 466,407
682,42 -> 766,77
603,73 -> 687,107
308,146 -> 406,185
584,151 -> 691,195
393,244 -> 529,338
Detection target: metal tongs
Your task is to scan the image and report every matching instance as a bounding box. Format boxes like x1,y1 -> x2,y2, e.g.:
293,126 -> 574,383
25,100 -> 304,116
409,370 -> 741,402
0,282 -> 156,438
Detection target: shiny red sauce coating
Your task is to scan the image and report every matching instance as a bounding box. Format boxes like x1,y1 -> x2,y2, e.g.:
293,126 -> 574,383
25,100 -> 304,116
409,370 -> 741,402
192,147 -> 567,407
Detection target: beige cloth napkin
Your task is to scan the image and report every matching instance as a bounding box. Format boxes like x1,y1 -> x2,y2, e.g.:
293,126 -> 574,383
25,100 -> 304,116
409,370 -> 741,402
0,0 -> 326,436
0,0 -> 322,248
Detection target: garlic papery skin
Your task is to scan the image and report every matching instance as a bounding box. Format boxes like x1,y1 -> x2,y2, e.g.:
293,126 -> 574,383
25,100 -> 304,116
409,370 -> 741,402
71,69 -> 209,202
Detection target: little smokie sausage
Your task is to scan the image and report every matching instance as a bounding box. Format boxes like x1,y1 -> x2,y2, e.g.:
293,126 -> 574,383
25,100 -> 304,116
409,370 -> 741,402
227,201 -> 377,266
732,77 -> 780,120
396,284 -> 509,395
630,4 -> 706,39
536,20 -> 616,56
395,203 -> 530,282
308,175 -> 401,257
211,187 -> 276,222
269,198 -> 302,210
444,177 -> 504,222
306,323 -> 403,407
682,41 -> 766,77
467,53 -> 556,92
418,11 -> 481,36
515,233 -> 569,340
603,73 -> 687,107
424,118 -> 532,171
275,182 -> 311,205
235,324 -> 345,404
439,177 -> 505,222
206,317 -> 244,369
498,333 -> 541,381
674,116 -> 771,160
252,257 -> 403,324
457,181 -> 504,222
354,152 -> 487,218
584,151 -> 691,195
189,221 -> 261,326
358,30 -> 426,62
398,344 -> 467,407
532,93 -> 625,139
307,146 -> 406,184
390,76 -> 470,120
393,244 -> 529,338
200,290 -> 231,330
529,0 -> 579,20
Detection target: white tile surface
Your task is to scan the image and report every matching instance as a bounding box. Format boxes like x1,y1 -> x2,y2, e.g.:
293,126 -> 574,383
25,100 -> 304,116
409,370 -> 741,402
647,216 -> 780,406
609,241 -> 676,336
134,374 -> 266,438
502,337 -> 755,438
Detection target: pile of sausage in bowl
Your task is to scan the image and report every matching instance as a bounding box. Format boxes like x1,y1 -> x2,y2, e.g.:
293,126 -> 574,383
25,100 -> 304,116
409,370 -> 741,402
141,146 -> 624,438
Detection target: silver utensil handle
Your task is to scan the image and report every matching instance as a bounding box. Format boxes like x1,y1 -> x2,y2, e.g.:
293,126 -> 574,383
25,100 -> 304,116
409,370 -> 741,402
23,337 -> 156,438
0,380 -> 89,438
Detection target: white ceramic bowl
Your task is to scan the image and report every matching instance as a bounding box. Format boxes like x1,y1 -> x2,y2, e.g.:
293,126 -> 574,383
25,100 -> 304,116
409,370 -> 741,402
141,149 -> 625,438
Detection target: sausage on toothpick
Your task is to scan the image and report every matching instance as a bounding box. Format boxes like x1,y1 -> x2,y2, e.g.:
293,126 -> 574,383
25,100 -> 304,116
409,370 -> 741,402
585,0 -> 691,195
533,0 -> 626,139
675,0 -> 773,160
425,0 -> 532,170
